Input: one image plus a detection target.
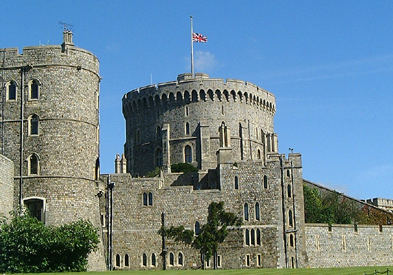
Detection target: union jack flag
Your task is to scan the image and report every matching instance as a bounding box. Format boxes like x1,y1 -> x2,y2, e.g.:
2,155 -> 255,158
192,32 -> 207,43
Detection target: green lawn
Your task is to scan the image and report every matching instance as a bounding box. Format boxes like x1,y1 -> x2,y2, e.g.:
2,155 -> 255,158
26,266 -> 393,275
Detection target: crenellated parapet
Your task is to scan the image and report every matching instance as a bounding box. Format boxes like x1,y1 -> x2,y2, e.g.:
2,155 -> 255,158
122,73 -> 275,116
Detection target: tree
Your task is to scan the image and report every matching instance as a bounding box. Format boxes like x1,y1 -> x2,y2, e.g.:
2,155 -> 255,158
0,212 -> 99,273
160,201 -> 241,269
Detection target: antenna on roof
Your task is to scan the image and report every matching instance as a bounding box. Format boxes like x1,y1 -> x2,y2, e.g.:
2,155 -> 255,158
58,21 -> 73,32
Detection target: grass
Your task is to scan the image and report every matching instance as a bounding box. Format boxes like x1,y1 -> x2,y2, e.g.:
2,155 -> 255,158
23,266 -> 393,275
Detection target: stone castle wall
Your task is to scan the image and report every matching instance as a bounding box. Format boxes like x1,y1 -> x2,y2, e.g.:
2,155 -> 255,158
102,151 -> 304,270
305,223 -> 393,267
122,73 -> 278,176
0,154 -> 14,218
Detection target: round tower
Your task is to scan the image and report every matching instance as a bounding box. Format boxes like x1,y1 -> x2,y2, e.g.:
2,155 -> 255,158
0,31 -> 101,227
122,73 -> 278,176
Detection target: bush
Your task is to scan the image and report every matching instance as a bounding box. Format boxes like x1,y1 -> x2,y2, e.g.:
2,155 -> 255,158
145,167 -> 160,177
0,212 -> 99,273
171,163 -> 198,173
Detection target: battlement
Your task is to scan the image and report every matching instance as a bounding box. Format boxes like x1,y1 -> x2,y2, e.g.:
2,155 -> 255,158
123,73 -> 276,116
0,43 -> 99,74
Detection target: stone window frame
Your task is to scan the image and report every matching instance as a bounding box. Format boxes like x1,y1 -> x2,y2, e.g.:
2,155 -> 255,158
255,202 -> 260,221
6,80 -> 17,101
257,148 -> 261,160
289,233 -> 294,247
287,184 -> 292,198
195,221 -> 201,235
184,144 -> 193,163
115,254 -> 121,267
27,153 -> 40,176
28,79 -> 41,101
204,258 -> 211,268
217,255 -> 222,268
244,228 -> 250,246
28,114 -> 39,136
234,176 -> 239,190
177,251 -> 184,266
263,175 -> 268,189
256,254 -> 262,267
142,253 -> 148,267
243,203 -> 249,221
142,192 -> 153,206
23,196 -> 46,223
245,254 -> 251,267
168,252 -> 175,266
124,254 -> 129,267
151,253 -> 157,267
185,122 -> 190,136
288,209 -> 293,227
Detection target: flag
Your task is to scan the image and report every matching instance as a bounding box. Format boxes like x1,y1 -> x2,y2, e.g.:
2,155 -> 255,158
192,32 -> 207,43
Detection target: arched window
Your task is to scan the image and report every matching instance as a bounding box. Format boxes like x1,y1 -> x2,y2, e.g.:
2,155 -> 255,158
185,122 -> 190,135
7,81 -> 16,100
29,114 -> 39,135
244,203 -> 249,221
148,192 -> 153,206
142,253 -> 147,266
257,149 -> 261,160
29,154 -> 39,175
178,252 -> 183,266
195,221 -> 201,235
290,234 -> 294,247
263,175 -> 268,189
169,252 -> 174,266
24,198 -> 45,222
251,228 -> 255,246
245,229 -> 250,245
143,193 -> 148,206
256,229 -> 261,245
151,253 -> 156,266
184,145 -> 192,163
155,148 -> 163,167
124,254 -> 129,267
288,209 -> 293,227
234,176 -> 239,189
29,80 -> 39,100
287,184 -> 292,198
255,202 -> 260,221
115,254 -> 121,267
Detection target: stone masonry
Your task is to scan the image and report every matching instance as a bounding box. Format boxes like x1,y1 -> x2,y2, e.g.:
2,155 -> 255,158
0,154 -> 14,218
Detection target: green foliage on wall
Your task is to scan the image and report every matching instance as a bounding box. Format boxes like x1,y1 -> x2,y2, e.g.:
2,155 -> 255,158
160,201 -> 242,269
0,212 -> 99,273
171,163 -> 198,173
303,185 -> 393,225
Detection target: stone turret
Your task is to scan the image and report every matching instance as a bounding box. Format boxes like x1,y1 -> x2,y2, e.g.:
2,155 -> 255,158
122,73 -> 278,176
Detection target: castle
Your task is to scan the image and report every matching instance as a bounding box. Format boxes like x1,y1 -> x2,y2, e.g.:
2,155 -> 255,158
0,31 -> 392,270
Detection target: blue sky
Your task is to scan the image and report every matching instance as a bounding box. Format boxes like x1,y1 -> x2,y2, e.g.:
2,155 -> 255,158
1,0 -> 392,200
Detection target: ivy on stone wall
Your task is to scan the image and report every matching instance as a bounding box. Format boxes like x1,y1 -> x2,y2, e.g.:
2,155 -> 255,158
303,185 -> 393,225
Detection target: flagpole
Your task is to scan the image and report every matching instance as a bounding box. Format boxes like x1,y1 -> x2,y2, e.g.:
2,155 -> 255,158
190,16 -> 194,78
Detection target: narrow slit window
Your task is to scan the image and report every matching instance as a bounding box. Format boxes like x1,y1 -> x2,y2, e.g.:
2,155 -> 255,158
142,253 -> 147,266
178,252 -> 183,266
263,175 -> 268,189
245,229 -> 250,246
143,193 -> 148,206
234,176 -> 239,190
8,81 -> 16,100
29,154 -> 39,175
30,80 -> 39,99
29,114 -> 39,135
184,145 -> 192,163
244,203 -> 249,221
255,202 -> 260,220
151,253 -> 156,266
148,192 -> 153,206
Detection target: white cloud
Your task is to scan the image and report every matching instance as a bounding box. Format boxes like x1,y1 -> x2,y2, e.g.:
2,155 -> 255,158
193,50 -> 217,73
